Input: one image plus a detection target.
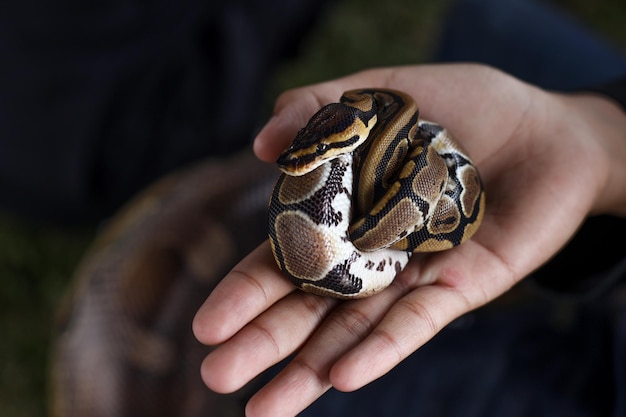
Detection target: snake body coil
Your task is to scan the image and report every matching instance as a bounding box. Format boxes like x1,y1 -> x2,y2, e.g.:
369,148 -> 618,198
268,89 -> 485,298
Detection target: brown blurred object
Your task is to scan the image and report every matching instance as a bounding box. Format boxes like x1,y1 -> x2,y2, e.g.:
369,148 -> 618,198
50,150 -> 277,416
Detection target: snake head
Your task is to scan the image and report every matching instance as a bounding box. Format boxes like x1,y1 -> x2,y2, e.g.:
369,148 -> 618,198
277,102 -> 377,176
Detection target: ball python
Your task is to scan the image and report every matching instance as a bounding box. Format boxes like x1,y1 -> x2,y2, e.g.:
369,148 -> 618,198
268,89 -> 485,298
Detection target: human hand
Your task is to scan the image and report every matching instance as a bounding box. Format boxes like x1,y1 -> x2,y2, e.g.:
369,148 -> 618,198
193,64 -> 626,417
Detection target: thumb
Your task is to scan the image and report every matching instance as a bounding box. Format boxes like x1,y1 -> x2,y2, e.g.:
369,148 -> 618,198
253,69 -> 400,162
253,86 -> 342,162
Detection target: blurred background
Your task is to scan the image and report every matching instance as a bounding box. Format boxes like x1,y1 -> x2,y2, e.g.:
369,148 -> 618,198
1,0 -> 625,415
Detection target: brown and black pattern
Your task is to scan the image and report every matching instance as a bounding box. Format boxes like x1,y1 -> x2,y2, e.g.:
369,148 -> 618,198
302,251 -> 364,296
273,158 -> 349,228
269,88 -> 485,298
269,157 -> 370,296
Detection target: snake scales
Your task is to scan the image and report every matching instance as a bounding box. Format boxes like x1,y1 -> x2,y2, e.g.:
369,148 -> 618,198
269,89 -> 485,298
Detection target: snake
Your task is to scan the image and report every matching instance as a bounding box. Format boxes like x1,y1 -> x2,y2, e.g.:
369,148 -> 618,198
268,89 -> 485,298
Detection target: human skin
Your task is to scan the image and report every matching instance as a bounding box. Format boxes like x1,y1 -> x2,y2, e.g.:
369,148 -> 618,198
193,64 -> 626,417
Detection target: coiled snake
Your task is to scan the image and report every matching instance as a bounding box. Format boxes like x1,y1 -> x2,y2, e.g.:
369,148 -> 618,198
268,89 -> 485,298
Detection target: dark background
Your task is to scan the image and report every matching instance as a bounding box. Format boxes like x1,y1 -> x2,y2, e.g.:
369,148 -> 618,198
1,0 -> 625,415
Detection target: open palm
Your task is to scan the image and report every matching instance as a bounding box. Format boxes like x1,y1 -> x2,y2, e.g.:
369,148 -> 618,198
193,64 -> 616,417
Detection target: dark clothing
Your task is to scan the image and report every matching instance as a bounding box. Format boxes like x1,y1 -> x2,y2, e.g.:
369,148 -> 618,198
593,76 -> 626,110
435,0 -> 626,91
0,0 -> 326,223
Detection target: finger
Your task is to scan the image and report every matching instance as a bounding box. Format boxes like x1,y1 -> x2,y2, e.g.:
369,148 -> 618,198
328,284 -> 465,392
192,241 -> 295,345
329,241 -> 515,392
245,276 -> 412,417
242,238 -> 514,416
253,84 -> 344,162
200,290 -> 338,393
253,68 -> 401,162
253,64 -> 534,166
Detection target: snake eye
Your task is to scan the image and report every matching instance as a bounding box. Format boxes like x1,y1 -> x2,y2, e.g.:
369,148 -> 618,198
316,143 -> 330,153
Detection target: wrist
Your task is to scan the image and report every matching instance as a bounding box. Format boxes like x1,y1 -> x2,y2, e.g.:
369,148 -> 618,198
562,93 -> 626,217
